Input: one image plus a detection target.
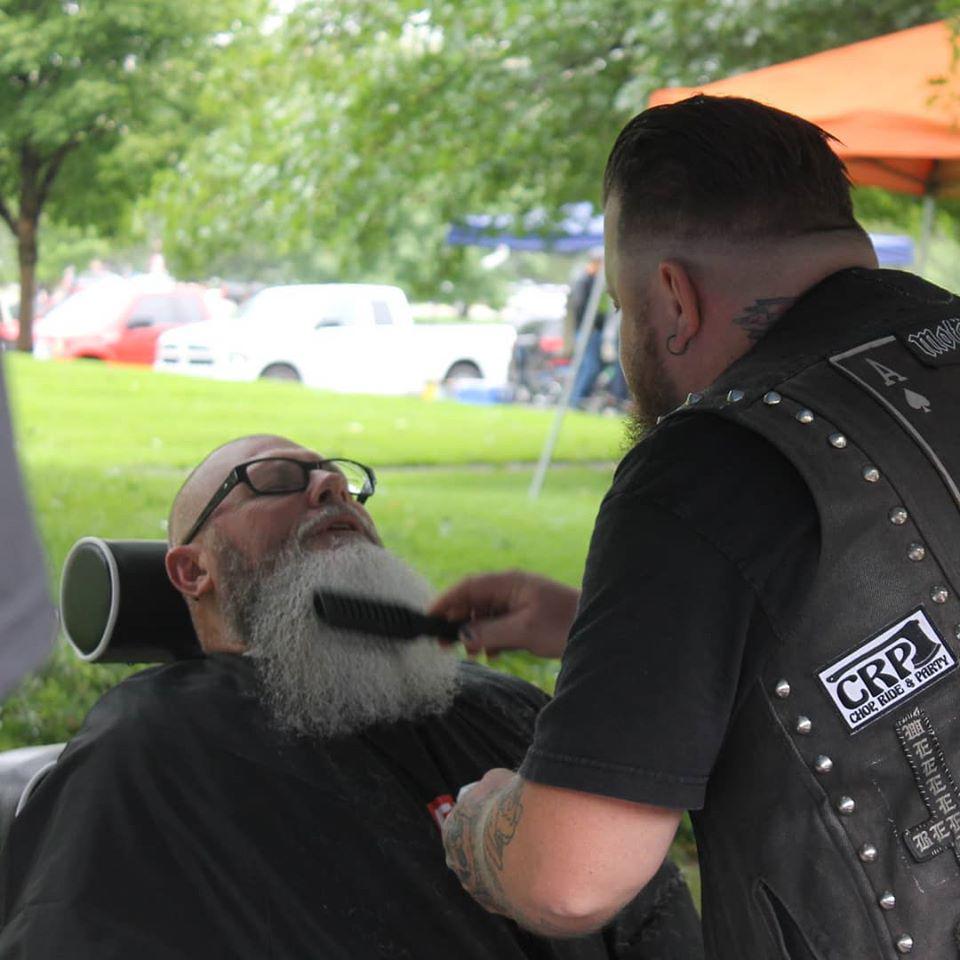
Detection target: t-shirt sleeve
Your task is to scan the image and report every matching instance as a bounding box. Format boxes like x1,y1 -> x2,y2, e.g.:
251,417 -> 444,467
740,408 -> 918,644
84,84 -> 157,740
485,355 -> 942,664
521,491 -> 761,811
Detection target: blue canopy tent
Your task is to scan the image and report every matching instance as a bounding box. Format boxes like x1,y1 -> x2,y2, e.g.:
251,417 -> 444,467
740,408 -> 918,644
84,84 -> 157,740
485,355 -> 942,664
447,204 -> 915,264
446,203 -> 606,254
447,207 -> 915,497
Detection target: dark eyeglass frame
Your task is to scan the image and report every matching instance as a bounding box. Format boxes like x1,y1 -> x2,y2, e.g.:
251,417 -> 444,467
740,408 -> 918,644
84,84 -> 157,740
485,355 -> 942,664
180,456 -> 376,546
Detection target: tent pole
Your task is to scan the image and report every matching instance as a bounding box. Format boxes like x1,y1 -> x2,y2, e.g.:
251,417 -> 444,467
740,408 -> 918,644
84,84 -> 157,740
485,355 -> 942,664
529,271 -> 606,500
917,192 -> 936,277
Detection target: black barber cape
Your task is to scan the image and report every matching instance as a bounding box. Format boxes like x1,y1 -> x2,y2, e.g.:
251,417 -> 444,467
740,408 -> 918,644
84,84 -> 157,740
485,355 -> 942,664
0,656 -> 698,959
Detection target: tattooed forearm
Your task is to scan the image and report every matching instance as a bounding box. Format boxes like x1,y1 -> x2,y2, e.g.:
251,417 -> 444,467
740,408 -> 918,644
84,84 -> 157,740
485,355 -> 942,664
445,776 -> 604,938
732,296 -> 796,341
482,777 -> 524,872
443,790 -> 506,915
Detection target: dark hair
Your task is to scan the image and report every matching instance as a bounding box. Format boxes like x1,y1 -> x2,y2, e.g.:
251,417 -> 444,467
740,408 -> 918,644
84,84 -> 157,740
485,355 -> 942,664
603,95 -> 861,244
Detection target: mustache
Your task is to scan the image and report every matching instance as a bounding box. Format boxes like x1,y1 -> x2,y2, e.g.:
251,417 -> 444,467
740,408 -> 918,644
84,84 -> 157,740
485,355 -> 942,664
295,504 -> 378,545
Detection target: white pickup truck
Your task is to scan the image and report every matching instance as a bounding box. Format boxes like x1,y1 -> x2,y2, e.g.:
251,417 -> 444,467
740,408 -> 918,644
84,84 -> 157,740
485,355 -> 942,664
154,283 -> 515,394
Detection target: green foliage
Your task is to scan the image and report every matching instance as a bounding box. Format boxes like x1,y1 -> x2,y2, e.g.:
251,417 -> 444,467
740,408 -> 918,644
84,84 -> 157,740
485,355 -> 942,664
150,0 -> 942,299
0,0 -> 262,228
0,0 -> 267,347
853,186 -> 960,292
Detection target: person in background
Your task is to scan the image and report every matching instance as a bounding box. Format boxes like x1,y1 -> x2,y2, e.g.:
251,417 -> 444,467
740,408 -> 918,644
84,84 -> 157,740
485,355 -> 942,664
565,250 -> 607,408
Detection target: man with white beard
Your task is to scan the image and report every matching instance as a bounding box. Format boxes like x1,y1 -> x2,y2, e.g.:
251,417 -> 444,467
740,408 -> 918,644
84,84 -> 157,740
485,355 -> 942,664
0,435 -> 701,959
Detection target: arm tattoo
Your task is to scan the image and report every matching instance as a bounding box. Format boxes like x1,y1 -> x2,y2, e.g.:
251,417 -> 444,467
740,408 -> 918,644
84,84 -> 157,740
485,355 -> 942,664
446,778 -> 527,916
444,786 -> 510,915
731,296 -> 796,341
482,777 -> 524,872
446,778 -> 580,937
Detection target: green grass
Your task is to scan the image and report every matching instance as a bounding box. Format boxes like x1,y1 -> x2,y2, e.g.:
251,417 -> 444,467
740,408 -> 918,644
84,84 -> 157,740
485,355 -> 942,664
7,353 -> 624,471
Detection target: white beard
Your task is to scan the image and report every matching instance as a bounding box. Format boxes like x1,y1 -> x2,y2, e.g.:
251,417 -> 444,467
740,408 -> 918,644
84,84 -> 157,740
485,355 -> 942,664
217,536 -> 459,739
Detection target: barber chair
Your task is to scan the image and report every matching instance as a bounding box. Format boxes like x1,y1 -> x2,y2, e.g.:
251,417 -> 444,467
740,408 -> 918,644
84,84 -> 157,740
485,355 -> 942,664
60,538 -> 201,664
0,538 -> 197,845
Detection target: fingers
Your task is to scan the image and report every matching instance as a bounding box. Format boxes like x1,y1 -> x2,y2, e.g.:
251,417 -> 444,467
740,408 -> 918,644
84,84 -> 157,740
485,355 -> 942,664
428,571 -> 525,620
459,615 -> 520,656
431,571 -> 579,660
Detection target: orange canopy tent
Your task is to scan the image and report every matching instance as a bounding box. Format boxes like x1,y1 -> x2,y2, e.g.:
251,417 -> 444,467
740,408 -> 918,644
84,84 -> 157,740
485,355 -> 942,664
648,20 -> 960,268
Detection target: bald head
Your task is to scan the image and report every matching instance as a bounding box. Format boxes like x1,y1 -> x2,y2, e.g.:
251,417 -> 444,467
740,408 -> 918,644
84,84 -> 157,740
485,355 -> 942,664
168,434 -> 301,546
165,434 -> 381,654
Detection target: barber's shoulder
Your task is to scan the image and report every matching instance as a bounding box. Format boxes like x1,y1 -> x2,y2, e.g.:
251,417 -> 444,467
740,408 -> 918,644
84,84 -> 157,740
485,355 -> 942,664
611,411 -> 802,503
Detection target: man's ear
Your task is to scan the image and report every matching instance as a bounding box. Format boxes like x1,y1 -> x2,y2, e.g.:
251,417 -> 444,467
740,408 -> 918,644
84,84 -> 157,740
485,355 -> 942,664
165,545 -> 213,601
657,259 -> 702,355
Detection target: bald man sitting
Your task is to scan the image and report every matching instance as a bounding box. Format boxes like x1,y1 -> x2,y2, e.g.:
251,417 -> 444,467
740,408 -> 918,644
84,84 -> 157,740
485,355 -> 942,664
0,435 -> 701,959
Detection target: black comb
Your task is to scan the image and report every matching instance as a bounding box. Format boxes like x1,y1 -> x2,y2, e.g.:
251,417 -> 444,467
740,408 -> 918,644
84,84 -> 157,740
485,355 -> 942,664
313,590 -> 465,642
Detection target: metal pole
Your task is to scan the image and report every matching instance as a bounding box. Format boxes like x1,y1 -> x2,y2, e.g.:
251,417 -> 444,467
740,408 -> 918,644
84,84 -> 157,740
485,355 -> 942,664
529,271 -> 606,500
917,193 -> 936,277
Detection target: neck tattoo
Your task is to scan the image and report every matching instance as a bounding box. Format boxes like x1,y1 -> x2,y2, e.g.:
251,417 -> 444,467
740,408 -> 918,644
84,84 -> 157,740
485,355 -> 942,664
732,296 -> 796,342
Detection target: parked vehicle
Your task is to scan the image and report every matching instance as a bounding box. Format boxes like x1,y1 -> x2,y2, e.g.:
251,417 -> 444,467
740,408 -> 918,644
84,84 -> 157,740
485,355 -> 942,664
33,278 -> 212,365
0,295 -> 15,346
508,316 -> 570,401
155,284 -> 516,394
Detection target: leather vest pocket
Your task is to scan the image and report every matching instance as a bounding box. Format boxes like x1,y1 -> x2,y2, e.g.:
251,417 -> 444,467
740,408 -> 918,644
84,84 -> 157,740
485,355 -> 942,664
755,880 -> 824,960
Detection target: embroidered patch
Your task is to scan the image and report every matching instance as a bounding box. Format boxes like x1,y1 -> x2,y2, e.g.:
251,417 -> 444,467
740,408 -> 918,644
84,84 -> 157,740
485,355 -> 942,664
427,793 -> 455,831
895,706 -> 960,864
818,608 -> 956,733
899,317 -> 960,367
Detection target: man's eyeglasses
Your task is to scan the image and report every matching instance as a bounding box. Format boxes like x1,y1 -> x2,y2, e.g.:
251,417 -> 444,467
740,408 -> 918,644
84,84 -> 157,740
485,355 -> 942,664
180,457 -> 376,546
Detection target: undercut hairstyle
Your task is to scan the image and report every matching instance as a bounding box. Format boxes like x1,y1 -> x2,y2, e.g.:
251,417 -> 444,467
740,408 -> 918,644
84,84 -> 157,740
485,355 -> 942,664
603,95 -> 864,245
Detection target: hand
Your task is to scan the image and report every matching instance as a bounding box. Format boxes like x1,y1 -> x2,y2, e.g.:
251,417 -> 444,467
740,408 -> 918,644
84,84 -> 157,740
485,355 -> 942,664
452,767 -> 515,810
429,571 -> 579,659
442,768 -> 518,916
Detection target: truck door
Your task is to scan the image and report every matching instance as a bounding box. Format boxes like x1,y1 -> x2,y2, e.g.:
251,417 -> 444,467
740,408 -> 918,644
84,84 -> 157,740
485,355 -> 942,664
299,297 -> 371,391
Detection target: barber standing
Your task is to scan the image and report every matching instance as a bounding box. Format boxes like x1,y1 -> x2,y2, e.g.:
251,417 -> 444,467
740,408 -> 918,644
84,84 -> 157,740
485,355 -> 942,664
435,95 -> 960,958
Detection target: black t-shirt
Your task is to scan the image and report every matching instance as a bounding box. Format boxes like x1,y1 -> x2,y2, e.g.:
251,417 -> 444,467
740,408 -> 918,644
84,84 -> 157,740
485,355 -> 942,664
0,656 -> 699,959
521,413 -> 820,811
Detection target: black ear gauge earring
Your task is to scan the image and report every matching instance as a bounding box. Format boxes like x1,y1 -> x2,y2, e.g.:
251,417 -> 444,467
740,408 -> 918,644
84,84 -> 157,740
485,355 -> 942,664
666,334 -> 688,356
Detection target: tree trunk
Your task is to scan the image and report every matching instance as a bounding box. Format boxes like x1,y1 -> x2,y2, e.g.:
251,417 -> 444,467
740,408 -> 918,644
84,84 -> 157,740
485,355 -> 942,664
16,218 -> 37,353
15,159 -> 40,354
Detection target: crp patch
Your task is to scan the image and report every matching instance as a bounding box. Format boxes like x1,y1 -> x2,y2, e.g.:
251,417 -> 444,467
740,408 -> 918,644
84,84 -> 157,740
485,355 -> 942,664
818,608 -> 957,733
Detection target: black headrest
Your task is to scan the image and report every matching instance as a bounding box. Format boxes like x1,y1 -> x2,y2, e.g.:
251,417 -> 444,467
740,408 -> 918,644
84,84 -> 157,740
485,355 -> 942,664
60,538 -> 203,663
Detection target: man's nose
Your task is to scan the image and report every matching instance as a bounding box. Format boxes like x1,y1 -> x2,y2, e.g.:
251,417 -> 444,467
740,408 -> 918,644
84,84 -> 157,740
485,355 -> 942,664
305,467 -> 351,505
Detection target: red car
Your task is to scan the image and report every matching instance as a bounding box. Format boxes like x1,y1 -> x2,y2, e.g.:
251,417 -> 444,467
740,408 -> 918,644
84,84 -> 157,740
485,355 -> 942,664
33,279 -> 212,365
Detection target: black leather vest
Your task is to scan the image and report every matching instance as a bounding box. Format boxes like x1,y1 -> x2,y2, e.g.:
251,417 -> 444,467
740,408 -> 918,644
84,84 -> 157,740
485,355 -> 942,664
672,269 -> 960,959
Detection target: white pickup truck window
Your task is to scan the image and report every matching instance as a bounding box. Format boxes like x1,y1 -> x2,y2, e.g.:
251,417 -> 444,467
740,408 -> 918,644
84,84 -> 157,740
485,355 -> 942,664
372,301 -> 393,325
315,299 -> 358,328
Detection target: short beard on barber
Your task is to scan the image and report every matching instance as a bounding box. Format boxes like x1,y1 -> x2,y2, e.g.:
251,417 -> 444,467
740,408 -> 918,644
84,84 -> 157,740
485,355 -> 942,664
623,319 -> 681,445
215,529 -> 459,739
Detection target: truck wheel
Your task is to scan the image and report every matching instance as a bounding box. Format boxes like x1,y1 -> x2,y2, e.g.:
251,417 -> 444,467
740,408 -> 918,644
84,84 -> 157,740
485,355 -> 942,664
443,361 -> 481,383
259,363 -> 301,382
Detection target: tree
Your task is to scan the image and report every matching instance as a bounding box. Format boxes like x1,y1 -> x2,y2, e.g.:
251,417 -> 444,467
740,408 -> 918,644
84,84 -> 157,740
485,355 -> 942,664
0,0 -> 262,351
151,0 -> 944,299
